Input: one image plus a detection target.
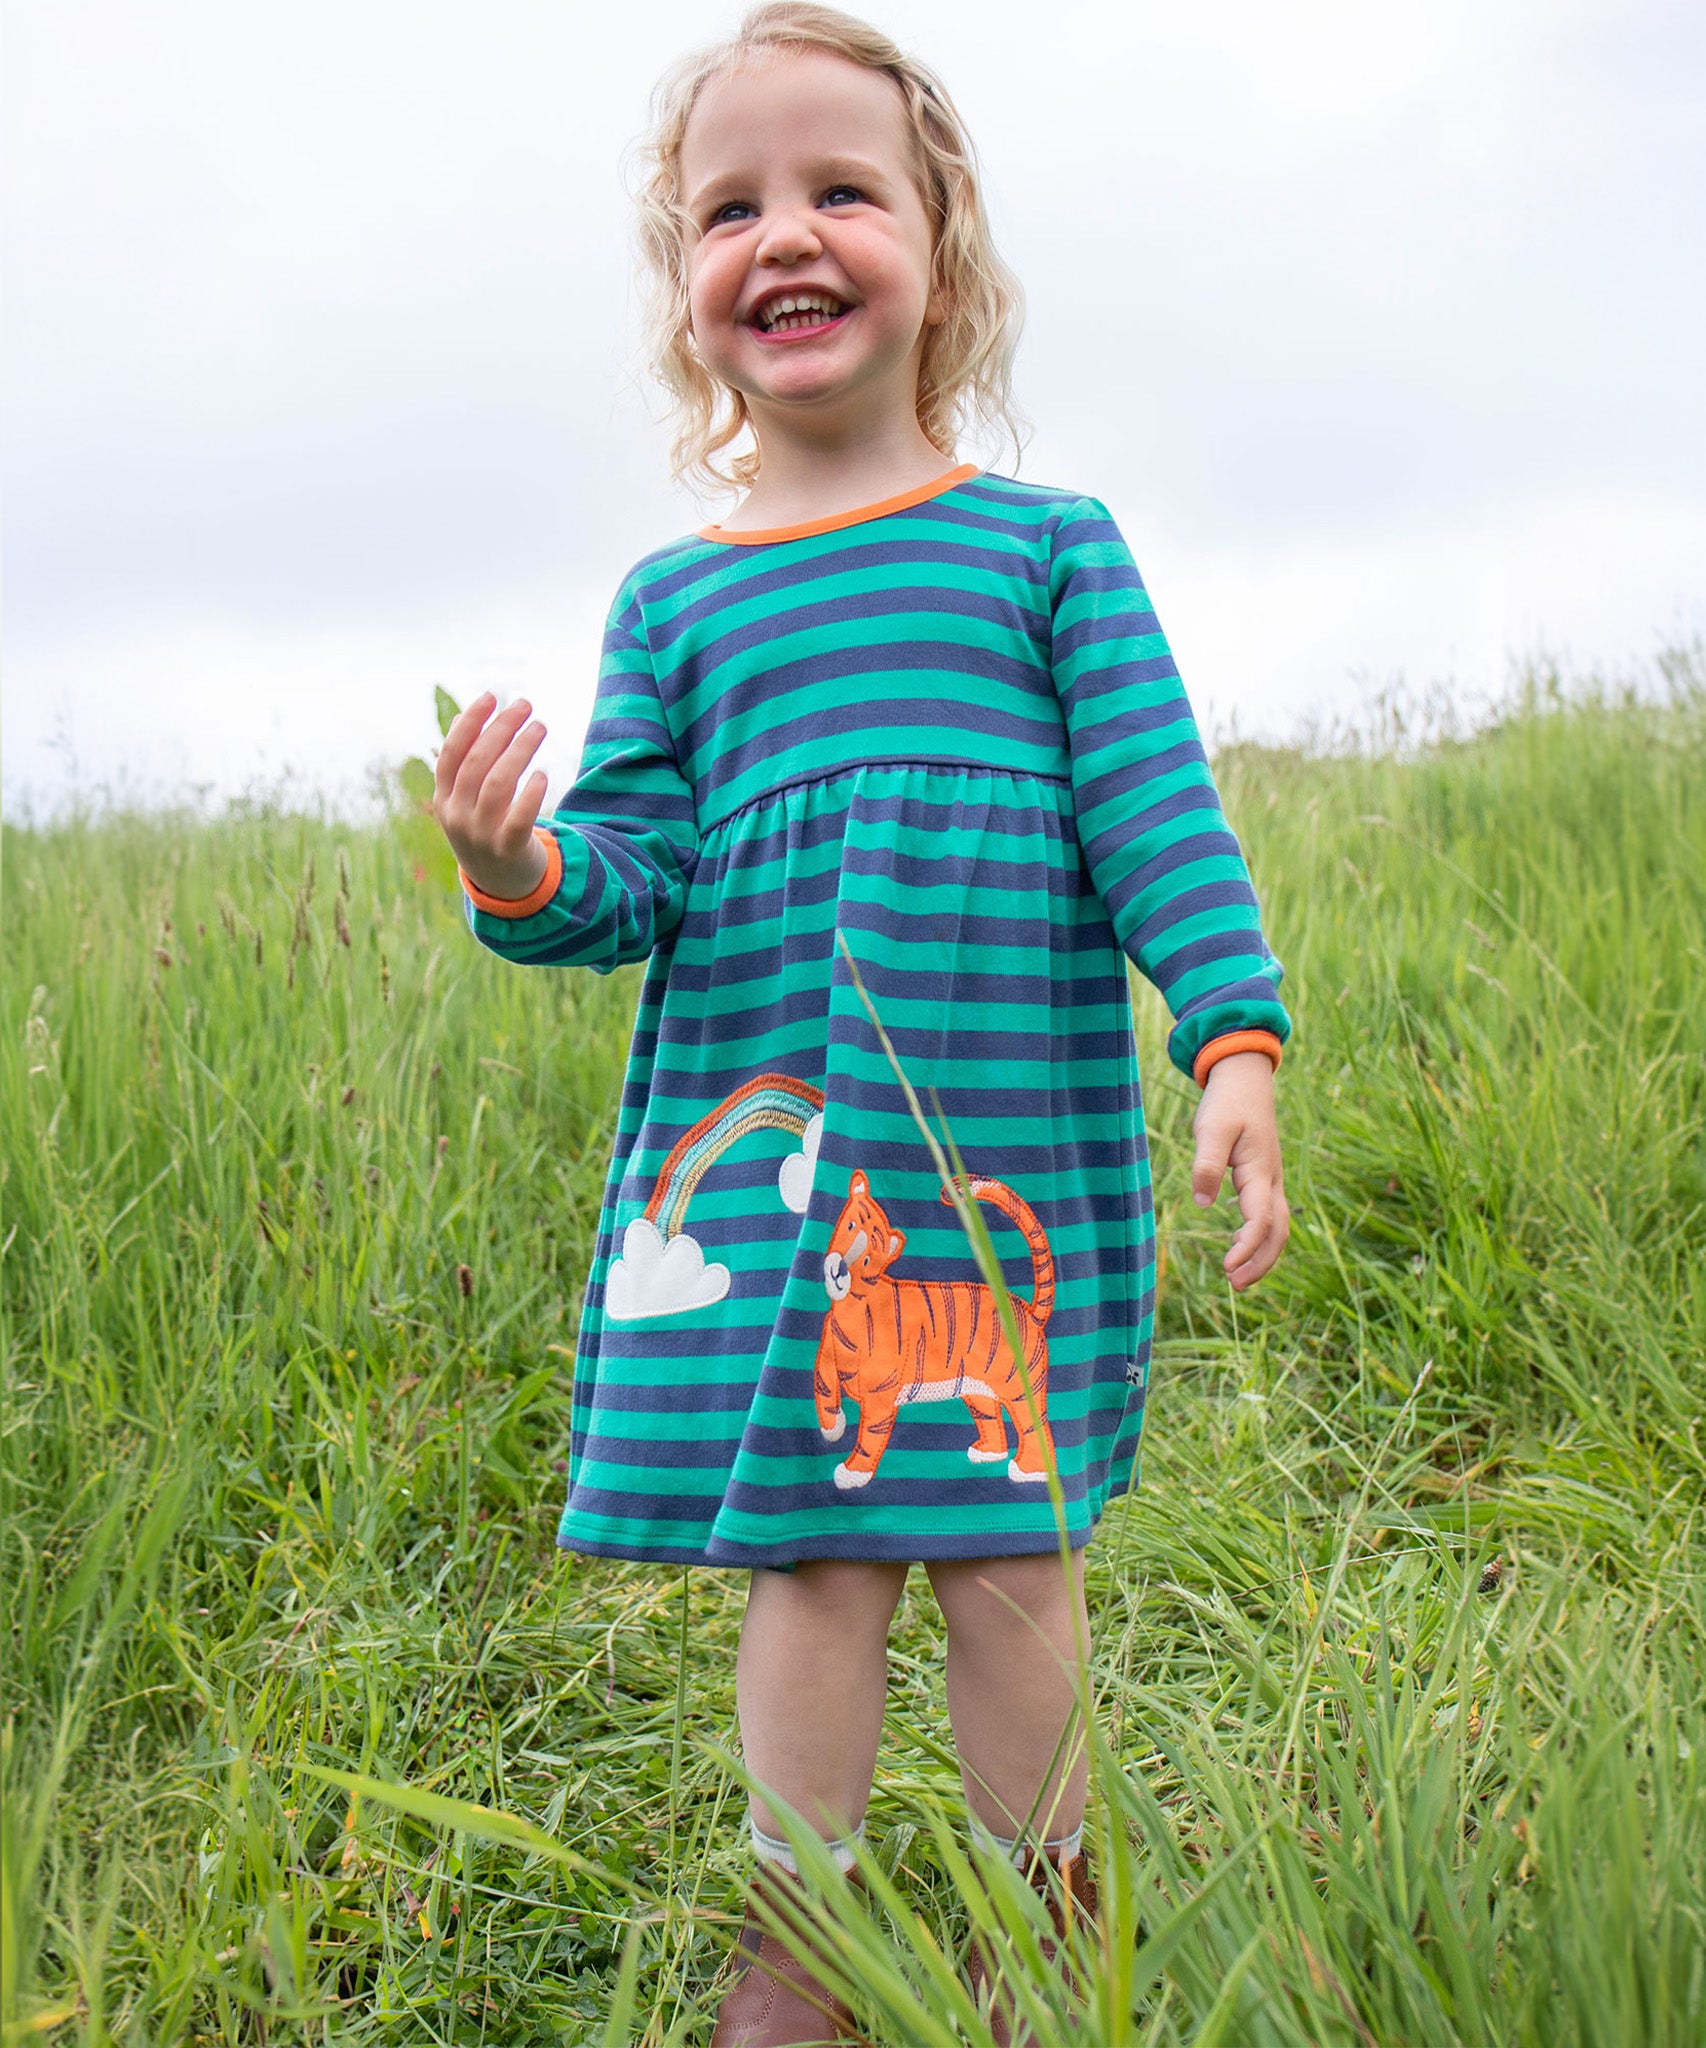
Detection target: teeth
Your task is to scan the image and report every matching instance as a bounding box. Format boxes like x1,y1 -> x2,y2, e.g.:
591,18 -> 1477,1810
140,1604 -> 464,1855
758,291 -> 844,330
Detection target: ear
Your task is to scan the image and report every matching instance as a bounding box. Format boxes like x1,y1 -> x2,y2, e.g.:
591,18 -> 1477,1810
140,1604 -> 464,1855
851,1169 -> 869,1196
888,1229 -> 906,1260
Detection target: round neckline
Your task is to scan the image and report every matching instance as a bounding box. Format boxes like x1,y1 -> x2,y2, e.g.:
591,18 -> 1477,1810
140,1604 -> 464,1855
697,462 -> 980,546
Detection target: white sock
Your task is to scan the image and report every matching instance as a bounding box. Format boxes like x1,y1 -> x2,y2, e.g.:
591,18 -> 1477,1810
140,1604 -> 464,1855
969,1816 -> 1084,1866
749,1814 -> 864,1875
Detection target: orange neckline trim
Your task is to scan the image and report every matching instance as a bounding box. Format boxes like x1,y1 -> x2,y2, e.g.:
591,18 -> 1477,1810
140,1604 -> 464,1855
697,463 -> 980,546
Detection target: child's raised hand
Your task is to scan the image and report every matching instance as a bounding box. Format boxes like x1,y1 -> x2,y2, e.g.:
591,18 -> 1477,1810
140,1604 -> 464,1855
1190,1052 -> 1289,1290
433,692 -> 551,901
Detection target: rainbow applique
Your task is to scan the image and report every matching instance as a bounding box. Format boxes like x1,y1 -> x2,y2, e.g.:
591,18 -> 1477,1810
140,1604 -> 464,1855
604,1072 -> 826,1321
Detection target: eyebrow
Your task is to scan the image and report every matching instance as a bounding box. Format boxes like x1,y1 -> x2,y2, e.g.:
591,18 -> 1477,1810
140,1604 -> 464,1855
684,153 -> 894,215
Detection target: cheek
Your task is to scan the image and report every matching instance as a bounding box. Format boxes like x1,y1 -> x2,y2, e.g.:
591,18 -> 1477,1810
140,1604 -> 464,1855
687,243 -> 741,323
854,231 -> 935,322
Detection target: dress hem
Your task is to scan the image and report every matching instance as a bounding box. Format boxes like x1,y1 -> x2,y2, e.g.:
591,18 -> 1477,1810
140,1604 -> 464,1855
554,1469 -> 1141,1569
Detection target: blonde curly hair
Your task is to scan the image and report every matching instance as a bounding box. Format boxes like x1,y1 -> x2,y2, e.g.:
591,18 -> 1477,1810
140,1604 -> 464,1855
630,2 -> 1027,498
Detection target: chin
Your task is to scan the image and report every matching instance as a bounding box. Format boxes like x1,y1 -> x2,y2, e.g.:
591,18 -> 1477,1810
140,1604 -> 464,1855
751,357 -> 900,413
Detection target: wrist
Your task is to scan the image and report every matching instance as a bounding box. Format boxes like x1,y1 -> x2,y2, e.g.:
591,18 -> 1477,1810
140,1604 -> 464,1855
1202,1050 -> 1273,1089
1193,1030 -> 1283,1088
459,827 -> 556,914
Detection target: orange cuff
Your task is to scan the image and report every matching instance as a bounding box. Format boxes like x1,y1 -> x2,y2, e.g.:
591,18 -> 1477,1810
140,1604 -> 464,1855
1193,1030 -> 1284,1087
459,826 -> 562,918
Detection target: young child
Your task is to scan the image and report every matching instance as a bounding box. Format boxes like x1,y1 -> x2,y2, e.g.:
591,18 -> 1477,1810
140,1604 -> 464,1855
433,5 -> 1290,2039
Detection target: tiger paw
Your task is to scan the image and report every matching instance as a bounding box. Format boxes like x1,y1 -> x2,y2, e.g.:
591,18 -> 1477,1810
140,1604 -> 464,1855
966,1446 -> 1008,1463
820,1413 -> 847,1442
833,1462 -> 874,1490
1008,1460 -> 1049,1484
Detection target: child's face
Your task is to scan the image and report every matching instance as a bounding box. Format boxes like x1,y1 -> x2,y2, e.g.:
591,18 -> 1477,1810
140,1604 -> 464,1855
679,50 -> 945,447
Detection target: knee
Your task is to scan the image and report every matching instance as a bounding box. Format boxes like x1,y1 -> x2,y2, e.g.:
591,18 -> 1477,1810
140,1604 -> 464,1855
750,1558 -> 908,1639
925,1552 -> 1085,1648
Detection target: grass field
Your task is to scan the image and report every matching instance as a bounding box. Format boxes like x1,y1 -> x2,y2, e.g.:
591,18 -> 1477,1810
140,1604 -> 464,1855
3,653 -> 1703,2045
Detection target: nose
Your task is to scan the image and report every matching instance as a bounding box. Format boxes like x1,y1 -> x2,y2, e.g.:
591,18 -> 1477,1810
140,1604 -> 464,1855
755,204 -> 823,268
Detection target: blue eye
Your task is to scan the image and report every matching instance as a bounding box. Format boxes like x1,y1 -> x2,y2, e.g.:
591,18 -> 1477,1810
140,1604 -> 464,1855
824,185 -> 862,206
710,200 -> 754,225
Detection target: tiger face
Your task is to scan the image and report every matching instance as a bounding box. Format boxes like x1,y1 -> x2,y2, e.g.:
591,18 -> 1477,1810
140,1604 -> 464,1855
822,1169 -> 906,1303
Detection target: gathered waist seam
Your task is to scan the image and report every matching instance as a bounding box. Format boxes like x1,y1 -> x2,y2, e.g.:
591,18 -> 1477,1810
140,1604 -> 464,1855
698,758 -> 1074,836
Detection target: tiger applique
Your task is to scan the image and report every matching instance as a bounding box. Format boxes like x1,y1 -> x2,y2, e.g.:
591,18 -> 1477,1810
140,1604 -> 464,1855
813,1168 -> 1057,1490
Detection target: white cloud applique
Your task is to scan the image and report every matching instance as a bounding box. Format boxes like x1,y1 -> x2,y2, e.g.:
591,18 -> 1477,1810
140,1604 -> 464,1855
604,1217 -> 730,1321
777,1114 -> 824,1215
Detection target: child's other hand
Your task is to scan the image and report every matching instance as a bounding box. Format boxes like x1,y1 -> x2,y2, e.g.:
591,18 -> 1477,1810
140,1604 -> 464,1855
434,692 -> 551,900
1190,1051 -> 1289,1291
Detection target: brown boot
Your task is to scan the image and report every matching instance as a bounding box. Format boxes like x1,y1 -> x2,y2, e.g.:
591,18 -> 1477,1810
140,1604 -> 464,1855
965,1842 -> 1099,2048
709,1859 -> 871,2047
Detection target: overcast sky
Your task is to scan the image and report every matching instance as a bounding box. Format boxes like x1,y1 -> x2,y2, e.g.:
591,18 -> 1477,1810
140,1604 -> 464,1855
4,0 -> 1702,820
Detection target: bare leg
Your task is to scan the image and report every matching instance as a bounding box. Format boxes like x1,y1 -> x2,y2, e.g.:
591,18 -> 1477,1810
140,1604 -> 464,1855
924,1550 -> 1091,1842
737,1558 -> 910,1839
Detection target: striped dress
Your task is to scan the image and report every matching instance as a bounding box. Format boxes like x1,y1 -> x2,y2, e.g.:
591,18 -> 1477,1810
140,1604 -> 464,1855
461,465 -> 1290,1568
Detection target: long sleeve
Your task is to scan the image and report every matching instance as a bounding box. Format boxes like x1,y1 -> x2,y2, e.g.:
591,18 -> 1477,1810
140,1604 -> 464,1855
1049,497 -> 1291,1081
459,580 -> 700,972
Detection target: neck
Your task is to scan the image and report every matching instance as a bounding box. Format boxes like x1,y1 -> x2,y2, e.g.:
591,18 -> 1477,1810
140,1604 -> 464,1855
719,407 -> 957,532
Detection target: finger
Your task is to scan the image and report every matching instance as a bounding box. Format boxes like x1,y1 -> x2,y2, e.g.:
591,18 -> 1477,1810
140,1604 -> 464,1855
502,769 -> 551,849
1228,1141 -> 1284,1224
1191,1117 -> 1234,1209
1227,1200 -> 1290,1290
1228,1232 -> 1282,1290
1223,1203 -> 1273,1273
452,698 -> 536,808
475,720 -> 548,838
434,691 -> 497,800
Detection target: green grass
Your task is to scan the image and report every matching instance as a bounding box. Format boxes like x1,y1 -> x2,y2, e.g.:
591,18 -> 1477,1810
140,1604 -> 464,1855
3,651 -> 1703,2044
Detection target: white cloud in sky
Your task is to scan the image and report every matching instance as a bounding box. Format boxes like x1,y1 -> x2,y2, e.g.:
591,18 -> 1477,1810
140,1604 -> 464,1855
3,0 -> 1701,816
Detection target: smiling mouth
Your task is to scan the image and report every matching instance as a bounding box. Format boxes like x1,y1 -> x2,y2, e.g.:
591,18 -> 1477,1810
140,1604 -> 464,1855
750,291 -> 851,336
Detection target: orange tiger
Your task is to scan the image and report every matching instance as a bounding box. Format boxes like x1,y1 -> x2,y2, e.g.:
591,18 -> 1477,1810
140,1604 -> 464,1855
813,1167 -> 1057,1490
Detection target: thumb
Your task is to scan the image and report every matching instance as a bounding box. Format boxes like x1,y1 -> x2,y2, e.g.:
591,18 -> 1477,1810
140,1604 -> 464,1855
1192,1114 -> 1233,1209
